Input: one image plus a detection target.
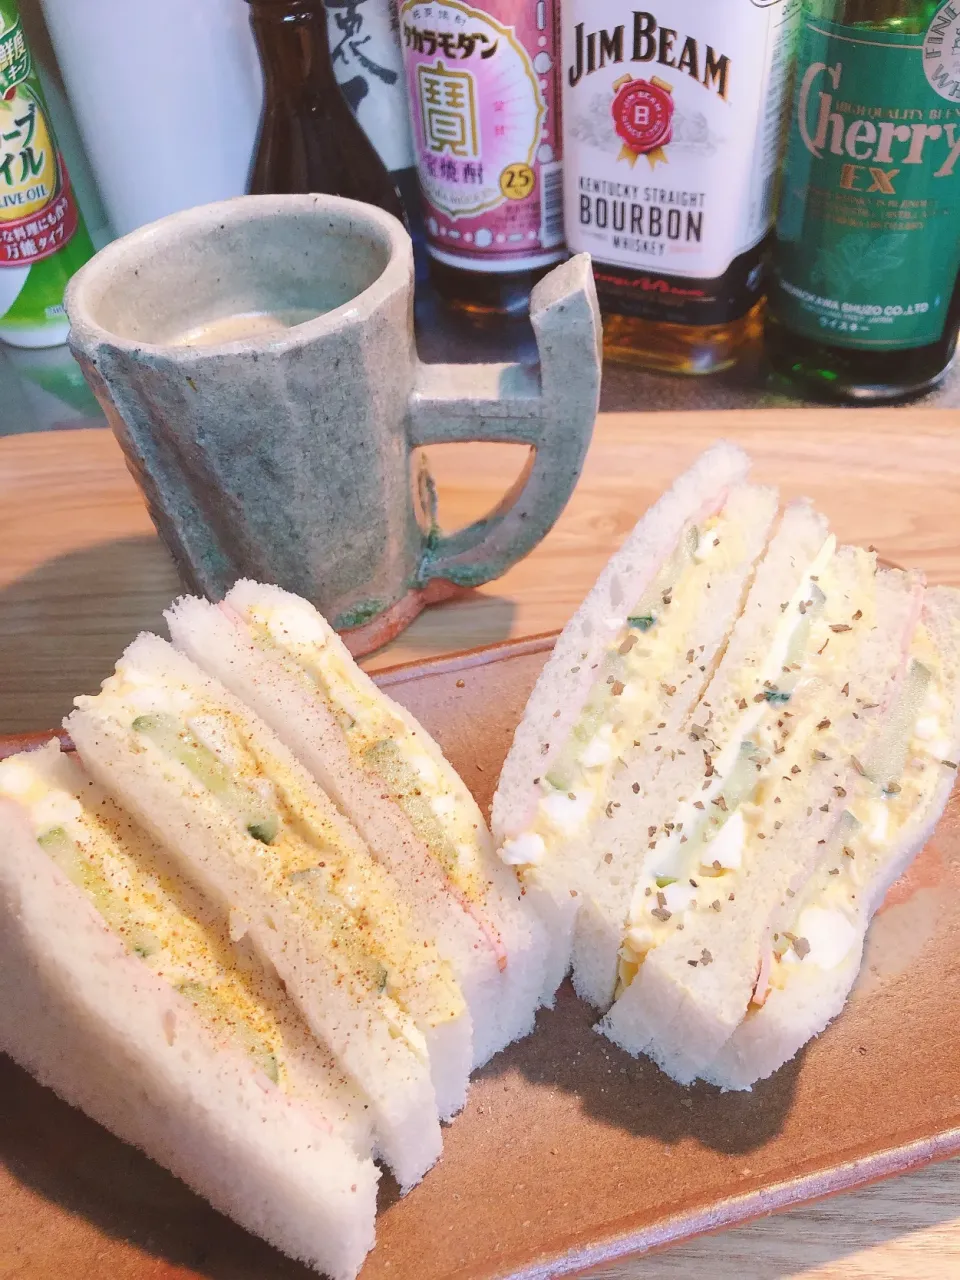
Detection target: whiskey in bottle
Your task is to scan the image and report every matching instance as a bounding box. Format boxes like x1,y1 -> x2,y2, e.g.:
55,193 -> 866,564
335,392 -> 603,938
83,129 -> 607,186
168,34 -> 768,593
765,0 -> 960,401
246,0 -> 406,224
397,0 -> 566,316
563,2 -> 802,374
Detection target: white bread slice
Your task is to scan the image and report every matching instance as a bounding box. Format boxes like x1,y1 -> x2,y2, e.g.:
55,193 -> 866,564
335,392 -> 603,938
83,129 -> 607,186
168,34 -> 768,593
67,635 -> 459,1191
572,502 -> 831,1011
227,581 -> 547,1053
492,443 -> 752,846
167,587 -> 540,1066
705,585 -> 960,1090
491,445 -> 776,1008
600,557 -> 923,1083
0,786 -> 378,1280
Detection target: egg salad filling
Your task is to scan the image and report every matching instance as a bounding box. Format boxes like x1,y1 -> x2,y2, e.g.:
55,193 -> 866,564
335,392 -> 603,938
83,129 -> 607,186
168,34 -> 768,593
755,625 -> 955,998
90,661 -> 465,1052
500,514 -> 744,872
615,537 -> 885,993
235,596 -> 488,906
0,747 -> 303,1089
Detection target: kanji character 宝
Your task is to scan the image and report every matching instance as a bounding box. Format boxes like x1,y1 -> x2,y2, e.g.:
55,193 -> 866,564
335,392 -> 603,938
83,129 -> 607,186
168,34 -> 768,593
418,62 -> 478,158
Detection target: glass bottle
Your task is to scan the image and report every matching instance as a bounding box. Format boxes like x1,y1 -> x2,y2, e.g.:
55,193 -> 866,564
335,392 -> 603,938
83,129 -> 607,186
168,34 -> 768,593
562,0 -> 802,374
765,0 -> 960,400
245,0 -> 406,225
0,0 -> 94,349
397,0 -> 566,316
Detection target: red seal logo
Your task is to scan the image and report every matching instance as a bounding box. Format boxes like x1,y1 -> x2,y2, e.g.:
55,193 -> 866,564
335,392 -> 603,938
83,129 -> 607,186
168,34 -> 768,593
611,77 -> 674,156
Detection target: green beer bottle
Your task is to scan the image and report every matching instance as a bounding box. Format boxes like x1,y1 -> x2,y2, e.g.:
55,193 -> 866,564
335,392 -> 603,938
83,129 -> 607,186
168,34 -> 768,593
766,0 -> 960,400
0,0 -> 94,348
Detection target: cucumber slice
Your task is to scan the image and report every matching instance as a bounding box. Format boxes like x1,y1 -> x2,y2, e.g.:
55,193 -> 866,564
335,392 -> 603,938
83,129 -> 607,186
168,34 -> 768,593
177,980 -> 281,1083
37,824 -> 84,881
362,739 -> 466,884
867,659 -> 931,788
247,817 -> 279,845
132,713 -> 232,795
544,764 -> 574,791
133,713 -> 279,843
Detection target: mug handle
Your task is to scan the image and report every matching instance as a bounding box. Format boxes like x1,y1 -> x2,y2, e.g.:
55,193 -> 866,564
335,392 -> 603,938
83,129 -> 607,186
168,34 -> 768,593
407,253 -> 601,590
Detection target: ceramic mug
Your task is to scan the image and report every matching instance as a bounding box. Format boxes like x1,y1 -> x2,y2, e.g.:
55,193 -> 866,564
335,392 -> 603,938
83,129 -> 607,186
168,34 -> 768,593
65,194 -> 601,653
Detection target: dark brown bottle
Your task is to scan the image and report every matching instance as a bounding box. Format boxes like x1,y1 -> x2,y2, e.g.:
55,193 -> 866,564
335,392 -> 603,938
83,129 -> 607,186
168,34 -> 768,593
245,0 -> 406,224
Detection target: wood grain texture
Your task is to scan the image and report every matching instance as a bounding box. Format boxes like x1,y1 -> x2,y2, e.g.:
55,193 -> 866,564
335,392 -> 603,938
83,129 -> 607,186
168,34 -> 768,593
2,407 -> 960,1278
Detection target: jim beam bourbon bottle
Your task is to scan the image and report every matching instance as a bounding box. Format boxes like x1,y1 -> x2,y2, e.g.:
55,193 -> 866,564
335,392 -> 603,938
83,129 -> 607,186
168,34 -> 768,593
563,1 -> 801,373
398,0 -> 565,315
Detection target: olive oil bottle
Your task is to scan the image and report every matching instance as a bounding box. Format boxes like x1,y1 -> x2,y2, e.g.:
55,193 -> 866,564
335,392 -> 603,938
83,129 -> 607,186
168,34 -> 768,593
766,0 -> 960,400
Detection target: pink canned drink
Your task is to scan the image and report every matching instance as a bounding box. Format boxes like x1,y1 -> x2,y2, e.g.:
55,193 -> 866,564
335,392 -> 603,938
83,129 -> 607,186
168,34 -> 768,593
398,0 -> 564,285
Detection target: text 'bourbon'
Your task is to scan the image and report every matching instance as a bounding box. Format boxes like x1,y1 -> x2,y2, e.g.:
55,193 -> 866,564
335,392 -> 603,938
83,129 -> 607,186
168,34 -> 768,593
563,1 -> 801,373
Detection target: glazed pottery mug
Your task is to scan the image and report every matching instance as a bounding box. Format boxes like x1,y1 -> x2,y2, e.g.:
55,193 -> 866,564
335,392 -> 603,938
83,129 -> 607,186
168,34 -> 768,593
65,194 -> 601,654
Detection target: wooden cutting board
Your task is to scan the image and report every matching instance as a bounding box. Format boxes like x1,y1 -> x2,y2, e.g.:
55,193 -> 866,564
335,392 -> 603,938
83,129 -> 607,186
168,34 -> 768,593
3,637 -> 960,1280
1,406 -> 960,1280
1,407 -> 958,735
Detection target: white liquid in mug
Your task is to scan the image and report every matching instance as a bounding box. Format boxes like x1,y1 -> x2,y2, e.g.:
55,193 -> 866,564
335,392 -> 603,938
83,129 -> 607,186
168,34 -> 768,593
172,307 -> 321,346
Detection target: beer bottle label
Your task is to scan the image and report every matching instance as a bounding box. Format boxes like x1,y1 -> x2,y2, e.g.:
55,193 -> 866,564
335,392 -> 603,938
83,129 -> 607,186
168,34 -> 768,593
773,3 -> 960,351
398,0 -> 564,273
562,0 -> 800,322
0,1 -> 92,341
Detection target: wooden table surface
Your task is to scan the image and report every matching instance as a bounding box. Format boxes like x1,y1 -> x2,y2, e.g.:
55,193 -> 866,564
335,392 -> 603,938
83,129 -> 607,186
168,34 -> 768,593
2,407 -> 960,1278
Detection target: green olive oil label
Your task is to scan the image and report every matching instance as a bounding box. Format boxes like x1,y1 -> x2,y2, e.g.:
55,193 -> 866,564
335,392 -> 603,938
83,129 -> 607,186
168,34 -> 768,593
0,0 -> 93,338
773,3 -> 960,351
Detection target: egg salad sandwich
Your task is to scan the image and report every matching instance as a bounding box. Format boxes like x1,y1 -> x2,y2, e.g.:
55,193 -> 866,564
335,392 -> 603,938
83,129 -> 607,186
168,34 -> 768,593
0,741 -> 378,1280
165,582 -> 545,1067
597,531 -> 925,1083
704,585 -> 960,1090
491,440 -> 960,1089
491,442 -> 779,1006
66,634 -> 471,1192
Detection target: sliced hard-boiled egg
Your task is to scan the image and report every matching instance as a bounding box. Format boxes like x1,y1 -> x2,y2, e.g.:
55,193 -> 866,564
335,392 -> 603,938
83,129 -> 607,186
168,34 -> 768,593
782,906 -> 859,971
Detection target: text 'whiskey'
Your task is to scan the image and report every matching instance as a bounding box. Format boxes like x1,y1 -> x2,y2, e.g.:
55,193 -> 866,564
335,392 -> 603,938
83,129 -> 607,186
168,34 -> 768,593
766,0 -> 960,401
563,1 -> 801,374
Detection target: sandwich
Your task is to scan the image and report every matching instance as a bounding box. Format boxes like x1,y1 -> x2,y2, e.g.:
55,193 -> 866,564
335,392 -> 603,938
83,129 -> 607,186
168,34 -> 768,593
597,534 -> 923,1081
66,634 -> 471,1192
164,582 -> 545,1066
704,585 -> 960,1089
0,741 -> 378,1280
492,441 -> 960,1089
491,442 -> 778,1006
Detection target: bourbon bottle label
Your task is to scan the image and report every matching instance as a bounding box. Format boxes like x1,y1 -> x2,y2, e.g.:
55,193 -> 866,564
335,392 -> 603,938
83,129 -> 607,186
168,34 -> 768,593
398,0 -> 564,273
563,0 -> 801,326
772,2 -> 960,351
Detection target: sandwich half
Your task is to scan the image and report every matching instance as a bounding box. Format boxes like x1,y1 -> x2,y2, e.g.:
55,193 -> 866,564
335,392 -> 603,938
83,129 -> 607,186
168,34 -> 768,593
0,742 -> 378,1280
66,634 -> 470,1191
491,442 -> 778,1006
597,533 -> 926,1083
704,585 -> 960,1089
166,582 -> 543,1065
